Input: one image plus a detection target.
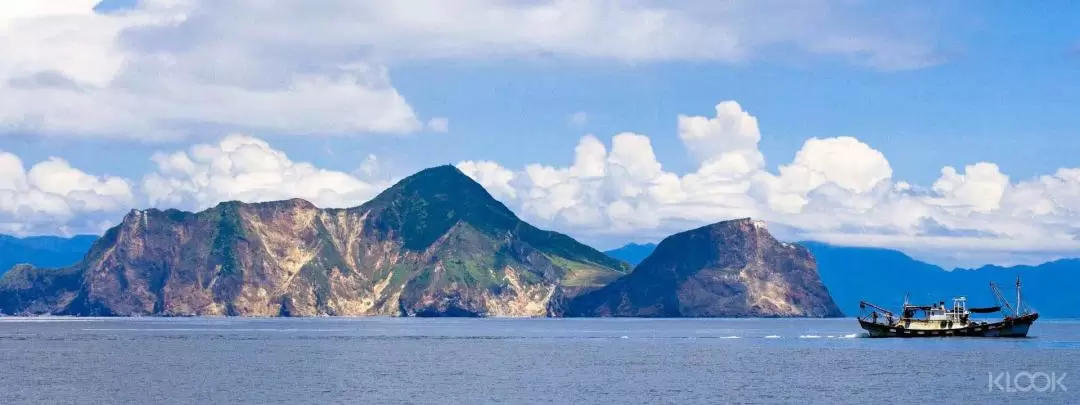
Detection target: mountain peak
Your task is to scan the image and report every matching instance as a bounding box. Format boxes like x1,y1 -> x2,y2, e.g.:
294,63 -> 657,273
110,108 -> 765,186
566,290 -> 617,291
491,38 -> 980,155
669,218 -> 773,244
368,164 -> 502,205
361,165 -> 520,250
707,217 -> 763,229
396,164 -> 477,188
573,216 -> 842,317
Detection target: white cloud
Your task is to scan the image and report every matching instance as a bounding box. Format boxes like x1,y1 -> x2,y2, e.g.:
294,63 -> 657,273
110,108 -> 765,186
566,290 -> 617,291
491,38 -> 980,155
756,136 -> 892,214
456,160 -> 517,200
930,163 -> 1009,214
275,0 -> 939,68
460,125 -> 761,236
0,150 -> 133,235
0,0 -> 422,139
143,134 -> 389,210
3,101 -> 1078,266
456,100 -> 1080,265
677,100 -> 764,176
0,1 -> 942,139
0,133 -> 390,235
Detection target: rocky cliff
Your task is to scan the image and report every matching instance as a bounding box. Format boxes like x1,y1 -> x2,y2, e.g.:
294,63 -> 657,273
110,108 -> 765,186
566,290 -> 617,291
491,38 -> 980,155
568,219 -> 843,317
0,165 -> 628,317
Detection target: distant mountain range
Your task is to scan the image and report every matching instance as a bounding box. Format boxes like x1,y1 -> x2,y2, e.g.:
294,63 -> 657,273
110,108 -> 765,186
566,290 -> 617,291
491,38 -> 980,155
0,235 -> 97,278
606,241 -> 1080,318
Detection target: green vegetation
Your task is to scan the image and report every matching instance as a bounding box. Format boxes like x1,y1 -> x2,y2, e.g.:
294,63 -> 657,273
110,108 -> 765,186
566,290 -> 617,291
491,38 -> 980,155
360,166 -> 628,279
361,165 -> 520,251
520,225 -> 630,273
208,204 -> 247,277
388,264 -> 416,288
441,254 -> 506,290
163,208 -> 194,223
545,254 -> 624,288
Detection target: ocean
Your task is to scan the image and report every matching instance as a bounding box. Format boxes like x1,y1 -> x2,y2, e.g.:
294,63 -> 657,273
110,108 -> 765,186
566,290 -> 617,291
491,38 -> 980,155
1,317 -> 1077,404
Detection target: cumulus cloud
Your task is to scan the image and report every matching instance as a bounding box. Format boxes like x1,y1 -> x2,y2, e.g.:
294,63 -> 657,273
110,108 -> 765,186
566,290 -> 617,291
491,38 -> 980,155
756,137 -> 892,214
678,100 -> 765,177
0,0 -> 942,139
0,0 -> 422,139
930,163 -> 1009,214
4,105 -> 1078,266
457,101 -> 1080,265
460,126 -> 760,237
0,133 -> 391,235
143,134 -> 389,210
0,150 -> 133,235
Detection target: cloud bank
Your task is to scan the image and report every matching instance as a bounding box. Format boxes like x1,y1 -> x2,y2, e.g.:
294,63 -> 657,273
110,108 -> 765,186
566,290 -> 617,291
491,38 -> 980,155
0,150 -> 134,235
3,98 -> 1079,266
0,134 -> 391,235
0,0 -> 940,139
143,134 -> 392,210
458,101 -> 1080,265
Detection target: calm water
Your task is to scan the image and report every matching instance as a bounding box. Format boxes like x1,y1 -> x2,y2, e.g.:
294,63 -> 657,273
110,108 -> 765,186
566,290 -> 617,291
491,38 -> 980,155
1,318 -> 1078,405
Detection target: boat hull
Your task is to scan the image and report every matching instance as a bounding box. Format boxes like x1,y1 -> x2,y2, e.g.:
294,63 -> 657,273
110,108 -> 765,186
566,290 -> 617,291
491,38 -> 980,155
858,313 -> 1039,338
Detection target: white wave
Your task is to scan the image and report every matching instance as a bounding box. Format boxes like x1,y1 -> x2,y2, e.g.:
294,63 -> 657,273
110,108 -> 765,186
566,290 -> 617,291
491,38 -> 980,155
799,335 -> 822,339
619,335 -> 629,339
764,335 -> 781,339
840,333 -> 858,338
717,336 -> 741,339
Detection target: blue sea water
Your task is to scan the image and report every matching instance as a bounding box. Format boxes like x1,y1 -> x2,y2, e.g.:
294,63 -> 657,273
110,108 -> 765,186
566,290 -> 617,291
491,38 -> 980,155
1,317 -> 1077,404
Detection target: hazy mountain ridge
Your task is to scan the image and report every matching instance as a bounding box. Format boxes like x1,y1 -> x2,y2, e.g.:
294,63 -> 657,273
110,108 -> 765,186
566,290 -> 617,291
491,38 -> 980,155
0,235 -> 98,278
804,242 -> 1080,318
603,243 -> 656,268
606,241 -> 1080,318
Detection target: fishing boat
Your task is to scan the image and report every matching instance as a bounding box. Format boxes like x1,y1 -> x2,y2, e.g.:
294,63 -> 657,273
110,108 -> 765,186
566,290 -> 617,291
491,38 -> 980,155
857,277 -> 1038,338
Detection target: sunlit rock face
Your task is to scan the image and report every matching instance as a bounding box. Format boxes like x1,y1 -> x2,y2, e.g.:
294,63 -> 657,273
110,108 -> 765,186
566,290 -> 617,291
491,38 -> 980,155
0,166 -> 629,317
566,218 -> 843,318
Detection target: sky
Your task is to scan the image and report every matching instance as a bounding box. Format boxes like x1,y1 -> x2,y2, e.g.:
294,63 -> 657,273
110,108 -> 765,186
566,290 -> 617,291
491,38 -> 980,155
1,0 -> 1079,267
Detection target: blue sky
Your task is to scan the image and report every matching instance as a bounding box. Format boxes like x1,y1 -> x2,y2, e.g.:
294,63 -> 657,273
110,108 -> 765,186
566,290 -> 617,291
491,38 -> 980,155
8,1 -> 1080,184
2,1 -> 1080,266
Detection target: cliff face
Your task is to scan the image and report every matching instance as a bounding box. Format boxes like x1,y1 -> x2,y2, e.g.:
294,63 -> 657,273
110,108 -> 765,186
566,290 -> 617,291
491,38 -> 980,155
0,166 -> 628,317
567,219 -> 843,318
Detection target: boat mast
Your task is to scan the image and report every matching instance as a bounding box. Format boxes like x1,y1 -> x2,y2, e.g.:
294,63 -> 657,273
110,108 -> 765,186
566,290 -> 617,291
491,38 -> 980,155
1016,276 -> 1022,314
